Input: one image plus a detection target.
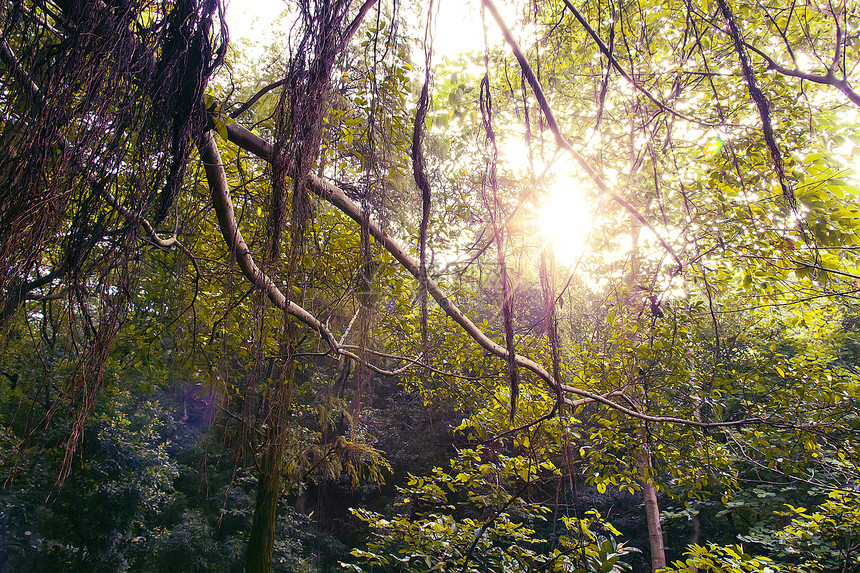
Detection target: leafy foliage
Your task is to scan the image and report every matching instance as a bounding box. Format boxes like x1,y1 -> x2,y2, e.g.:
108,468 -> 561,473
3,0 -> 860,572
344,447 -> 637,573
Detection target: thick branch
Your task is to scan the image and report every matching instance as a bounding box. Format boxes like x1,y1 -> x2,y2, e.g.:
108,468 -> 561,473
200,131 -> 423,378
717,0 -> 794,209
744,42 -> 860,107
198,131 -> 338,348
229,80 -> 286,119
343,0 -> 382,45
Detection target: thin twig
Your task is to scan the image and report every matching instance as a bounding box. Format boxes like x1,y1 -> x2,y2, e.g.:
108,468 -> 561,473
558,0 -> 720,127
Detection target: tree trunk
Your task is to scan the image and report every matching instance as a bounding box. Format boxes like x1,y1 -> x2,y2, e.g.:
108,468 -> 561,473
689,501 -> 700,573
627,182 -> 666,571
637,439 -> 667,572
245,436 -> 286,573
245,356 -> 295,573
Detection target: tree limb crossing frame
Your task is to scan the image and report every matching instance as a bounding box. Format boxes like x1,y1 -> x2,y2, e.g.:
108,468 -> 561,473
217,120 -> 763,429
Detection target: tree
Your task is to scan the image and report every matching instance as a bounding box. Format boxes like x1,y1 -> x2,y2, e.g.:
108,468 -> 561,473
3,0 -> 860,571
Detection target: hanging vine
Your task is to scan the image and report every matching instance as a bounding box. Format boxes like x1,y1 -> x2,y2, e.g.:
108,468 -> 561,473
0,0 -> 227,476
480,4 -> 519,423
412,0 -> 435,361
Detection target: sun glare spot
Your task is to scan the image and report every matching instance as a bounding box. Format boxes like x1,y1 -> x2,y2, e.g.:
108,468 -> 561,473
537,180 -> 593,267
704,138 -> 724,155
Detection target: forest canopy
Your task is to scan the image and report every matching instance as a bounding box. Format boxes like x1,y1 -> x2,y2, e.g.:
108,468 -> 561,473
2,0 -> 860,571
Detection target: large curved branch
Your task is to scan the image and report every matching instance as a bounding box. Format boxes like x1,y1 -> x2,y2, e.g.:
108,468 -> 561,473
198,131 -> 339,349
199,131 -> 423,378
744,42 -> 860,107
220,126 -> 576,397
343,0 -> 382,45
216,122 -> 773,428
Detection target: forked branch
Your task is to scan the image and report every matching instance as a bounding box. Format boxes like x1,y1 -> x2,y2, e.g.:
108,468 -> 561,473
744,42 -> 860,107
557,0 -> 720,127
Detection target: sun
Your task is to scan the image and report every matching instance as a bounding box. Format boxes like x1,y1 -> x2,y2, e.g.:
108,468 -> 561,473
537,178 -> 594,267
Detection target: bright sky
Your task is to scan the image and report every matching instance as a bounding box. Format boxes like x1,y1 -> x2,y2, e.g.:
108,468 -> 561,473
225,0 -> 522,60
224,0 -> 285,50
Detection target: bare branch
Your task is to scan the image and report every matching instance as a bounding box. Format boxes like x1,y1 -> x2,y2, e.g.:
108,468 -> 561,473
229,80 -> 286,119
343,0 -> 382,45
716,0 -> 795,210
744,42 -> 860,107
342,345 -> 482,380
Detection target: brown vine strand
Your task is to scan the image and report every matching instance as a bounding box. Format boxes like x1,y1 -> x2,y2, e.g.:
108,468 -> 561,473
481,3 -> 519,423
716,0 -> 795,209
0,1 -> 225,484
413,0 -> 434,361
540,249 -> 562,398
